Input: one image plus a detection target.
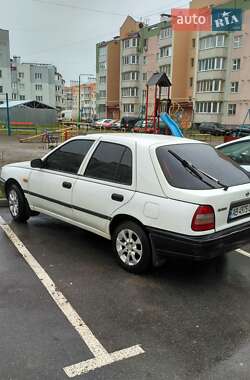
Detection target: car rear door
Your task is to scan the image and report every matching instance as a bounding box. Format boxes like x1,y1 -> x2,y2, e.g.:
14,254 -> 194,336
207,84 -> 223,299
27,139 -> 94,219
71,139 -> 136,236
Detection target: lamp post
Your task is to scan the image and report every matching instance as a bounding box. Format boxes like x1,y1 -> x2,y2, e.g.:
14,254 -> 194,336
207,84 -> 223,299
78,74 -> 95,129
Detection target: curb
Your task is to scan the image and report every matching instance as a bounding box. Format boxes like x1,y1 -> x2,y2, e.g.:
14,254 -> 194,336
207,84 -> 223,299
0,199 -> 8,207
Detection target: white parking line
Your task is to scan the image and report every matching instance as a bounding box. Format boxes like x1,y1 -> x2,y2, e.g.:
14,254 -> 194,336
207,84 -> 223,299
0,217 -> 144,377
235,248 -> 250,258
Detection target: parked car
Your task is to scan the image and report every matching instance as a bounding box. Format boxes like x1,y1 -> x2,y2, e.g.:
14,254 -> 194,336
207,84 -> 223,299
102,119 -> 115,129
199,123 -> 225,136
112,120 -> 121,130
216,136 -> 250,172
94,119 -> 113,129
1,134 -> 250,274
120,116 -> 139,130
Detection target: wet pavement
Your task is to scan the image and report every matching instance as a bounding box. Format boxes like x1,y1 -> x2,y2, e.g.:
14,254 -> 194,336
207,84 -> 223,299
0,207 -> 250,380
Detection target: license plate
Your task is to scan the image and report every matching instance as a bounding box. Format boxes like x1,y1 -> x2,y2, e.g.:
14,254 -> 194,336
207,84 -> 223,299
229,203 -> 250,220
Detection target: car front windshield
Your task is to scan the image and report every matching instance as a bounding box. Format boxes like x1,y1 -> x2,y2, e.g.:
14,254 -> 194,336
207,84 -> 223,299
156,143 -> 250,190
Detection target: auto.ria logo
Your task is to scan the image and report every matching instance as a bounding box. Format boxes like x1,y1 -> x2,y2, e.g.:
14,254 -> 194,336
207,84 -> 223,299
212,8 -> 242,31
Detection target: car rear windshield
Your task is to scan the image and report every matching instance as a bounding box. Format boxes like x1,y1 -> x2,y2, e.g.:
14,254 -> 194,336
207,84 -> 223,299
156,143 -> 250,190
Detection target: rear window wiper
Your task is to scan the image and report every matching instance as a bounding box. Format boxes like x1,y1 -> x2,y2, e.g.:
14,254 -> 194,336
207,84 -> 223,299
168,150 -> 229,191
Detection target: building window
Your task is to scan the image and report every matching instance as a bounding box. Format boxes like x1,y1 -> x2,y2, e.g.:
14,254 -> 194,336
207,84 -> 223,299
0,86 -> 3,93
192,38 -> 196,48
232,58 -> 240,71
160,45 -> 172,58
99,76 -> 106,83
199,34 -> 225,50
160,27 -> 172,40
20,95 -> 25,100
233,35 -> 242,48
99,62 -> 106,70
122,38 -> 138,49
143,73 -> 147,81
159,64 -> 171,76
12,93 -> 17,100
191,58 -> 194,67
35,84 -> 42,91
19,83 -> 25,90
228,104 -> 236,115
35,73 -> 42,79
198,57 -> 225,71
231,82 -> 239,93
18,72 -> 24,79
196,79 -> 223,92
122,55 -> 139,65
123,104 -> 135,113
99,90 -> 106,98
196,101 -> 222,113
0,70 -> 2,78
143,56 -> 147,64
121,87 -> 138,97
122,71 -> 139,81
36,96 -> 43,102
190,77 -> 193,87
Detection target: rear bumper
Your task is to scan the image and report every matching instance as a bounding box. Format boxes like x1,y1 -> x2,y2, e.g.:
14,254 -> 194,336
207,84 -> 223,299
147,222 -> 250,264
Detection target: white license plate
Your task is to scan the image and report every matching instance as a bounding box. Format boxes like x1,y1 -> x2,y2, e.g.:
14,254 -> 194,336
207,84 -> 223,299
230,203 -> 250,220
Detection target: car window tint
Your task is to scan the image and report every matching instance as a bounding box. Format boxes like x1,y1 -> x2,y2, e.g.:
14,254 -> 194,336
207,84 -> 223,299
156,143 -> 250,190
218,140 -> 250,166
84,142 -> 132,185
45,140 -> 94,174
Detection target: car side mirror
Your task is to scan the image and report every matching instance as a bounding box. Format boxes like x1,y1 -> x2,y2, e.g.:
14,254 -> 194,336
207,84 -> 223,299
31,158 -> 44,168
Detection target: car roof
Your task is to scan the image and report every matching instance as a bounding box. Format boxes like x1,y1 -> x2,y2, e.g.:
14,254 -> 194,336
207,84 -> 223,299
216,136 -> 250,149
70,133 -> 203,147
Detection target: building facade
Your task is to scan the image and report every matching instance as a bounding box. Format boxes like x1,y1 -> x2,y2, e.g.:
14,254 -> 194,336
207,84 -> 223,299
70,82 -> 96,120
0,29 -> 11,103
96,37 -> 120,119
10,57 -> 65,110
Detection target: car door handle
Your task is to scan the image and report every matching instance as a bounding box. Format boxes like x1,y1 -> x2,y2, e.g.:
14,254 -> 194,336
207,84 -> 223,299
62,181 -> 72,189
111,193 -> 124,202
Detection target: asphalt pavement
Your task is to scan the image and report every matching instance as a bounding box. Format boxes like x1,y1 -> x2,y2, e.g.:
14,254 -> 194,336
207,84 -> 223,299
0,207 -> 250,380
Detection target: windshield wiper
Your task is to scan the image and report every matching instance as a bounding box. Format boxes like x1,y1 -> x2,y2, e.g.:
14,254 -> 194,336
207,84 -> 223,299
168,150 -> 229,191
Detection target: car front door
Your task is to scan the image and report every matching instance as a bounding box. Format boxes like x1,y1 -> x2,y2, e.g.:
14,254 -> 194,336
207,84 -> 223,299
71,140 -> 136,236
27,139 -> 95,219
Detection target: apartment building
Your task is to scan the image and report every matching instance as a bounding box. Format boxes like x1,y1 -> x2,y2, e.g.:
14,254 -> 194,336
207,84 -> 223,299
96,37 -> 120,119
97,16 -> 193,120
0,29 -> 11,103
10,57 -> 65,109
71,82 -> 96,119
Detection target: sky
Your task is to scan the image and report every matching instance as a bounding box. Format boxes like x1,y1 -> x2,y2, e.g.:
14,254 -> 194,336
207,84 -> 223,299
0,0 -> 188,84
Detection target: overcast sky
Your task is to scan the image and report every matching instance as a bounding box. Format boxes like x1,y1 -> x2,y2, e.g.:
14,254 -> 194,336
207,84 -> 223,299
0,0 -> 188,84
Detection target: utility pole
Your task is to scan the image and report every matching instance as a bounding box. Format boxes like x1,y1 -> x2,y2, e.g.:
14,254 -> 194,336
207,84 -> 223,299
5,93 -> 11,136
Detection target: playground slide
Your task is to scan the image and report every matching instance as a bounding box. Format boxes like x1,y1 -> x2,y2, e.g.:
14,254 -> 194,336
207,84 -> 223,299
160,113 -> 183,138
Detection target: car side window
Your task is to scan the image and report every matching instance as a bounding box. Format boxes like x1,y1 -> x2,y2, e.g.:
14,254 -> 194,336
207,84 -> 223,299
219,141 -> 250,166
84,141 -> 132,185
45,140 -> 94,174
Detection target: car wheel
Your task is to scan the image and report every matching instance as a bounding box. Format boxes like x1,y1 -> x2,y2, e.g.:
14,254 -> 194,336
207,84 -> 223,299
7,184 -> 30,223
112,221 -> 152,274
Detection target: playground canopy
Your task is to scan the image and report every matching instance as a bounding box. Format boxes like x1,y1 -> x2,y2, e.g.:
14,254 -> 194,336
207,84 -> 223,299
0,100 -> 57,125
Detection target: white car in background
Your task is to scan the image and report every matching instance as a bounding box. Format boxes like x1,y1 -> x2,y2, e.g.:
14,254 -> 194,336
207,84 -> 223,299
0,134 -> 250,273
217,136 -> 250,173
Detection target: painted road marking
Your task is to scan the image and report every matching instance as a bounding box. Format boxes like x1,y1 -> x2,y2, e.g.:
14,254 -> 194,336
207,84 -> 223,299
235,248 -> 250,258
0,218 -> 144,377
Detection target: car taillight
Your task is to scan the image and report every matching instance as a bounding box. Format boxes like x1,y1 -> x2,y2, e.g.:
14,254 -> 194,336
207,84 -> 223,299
191,205 -> 215,231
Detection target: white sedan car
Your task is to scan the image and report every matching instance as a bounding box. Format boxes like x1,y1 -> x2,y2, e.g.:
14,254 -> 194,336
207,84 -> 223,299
1,134 -> 250,273
217,136 -> 250,172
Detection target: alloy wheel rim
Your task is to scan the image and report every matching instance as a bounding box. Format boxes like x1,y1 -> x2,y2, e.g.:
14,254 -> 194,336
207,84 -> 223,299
8,189 -> 19,217
116,229 -> 143,266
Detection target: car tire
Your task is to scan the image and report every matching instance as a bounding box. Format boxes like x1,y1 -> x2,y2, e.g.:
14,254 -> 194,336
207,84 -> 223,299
112,221 -> 152,274
7,184 -> 30,223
